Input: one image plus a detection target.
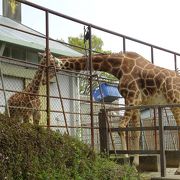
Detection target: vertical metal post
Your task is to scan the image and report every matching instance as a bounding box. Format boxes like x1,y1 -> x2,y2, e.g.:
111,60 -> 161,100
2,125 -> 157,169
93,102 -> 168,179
164,108 -> 177,149
45,11 -> 50,128
96,75 -> 116,154
123,37 -> 126,52
174,54 -> 177,71
153,109 -> 158,150
88,25 -> 94,148
0,64 -> 10,117
122,37 -> 128,148
151,47 -> 158,149
151,46 -> 154,64
0,43 -> 9,117
54,67 -> 69,135
158,107 -> 166,177
98,109 -> 109,154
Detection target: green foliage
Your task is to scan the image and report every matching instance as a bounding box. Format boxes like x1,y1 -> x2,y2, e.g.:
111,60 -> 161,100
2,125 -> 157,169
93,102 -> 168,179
0,114 -> 141,179
68,34 -> 104,53
68,34 -> 116,95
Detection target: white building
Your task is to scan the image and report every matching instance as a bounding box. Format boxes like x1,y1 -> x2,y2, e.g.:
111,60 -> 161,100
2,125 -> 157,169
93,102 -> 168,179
0,0 -> 82,136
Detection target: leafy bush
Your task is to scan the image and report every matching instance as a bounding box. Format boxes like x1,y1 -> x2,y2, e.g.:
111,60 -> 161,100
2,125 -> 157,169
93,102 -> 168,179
0,114 -> 141,179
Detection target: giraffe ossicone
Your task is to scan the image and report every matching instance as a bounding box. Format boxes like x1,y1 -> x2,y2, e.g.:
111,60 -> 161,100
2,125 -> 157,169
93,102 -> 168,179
7,50 -> 61,125
55,51 -> 180,175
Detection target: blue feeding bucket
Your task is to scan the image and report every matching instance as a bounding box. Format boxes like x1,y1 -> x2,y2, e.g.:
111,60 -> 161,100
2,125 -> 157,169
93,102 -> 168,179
93,83 -> 121,102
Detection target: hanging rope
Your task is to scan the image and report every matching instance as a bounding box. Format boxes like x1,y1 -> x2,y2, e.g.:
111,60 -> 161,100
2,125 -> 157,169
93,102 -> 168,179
83,26 -> 90,58
83,26 -> 99,95
83,27 -> 116,153
81,26 -> 91,95
84,26 -> 90,57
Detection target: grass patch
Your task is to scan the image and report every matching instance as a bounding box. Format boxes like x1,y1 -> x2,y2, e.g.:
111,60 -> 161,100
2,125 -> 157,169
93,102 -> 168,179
0,114 -> 141,179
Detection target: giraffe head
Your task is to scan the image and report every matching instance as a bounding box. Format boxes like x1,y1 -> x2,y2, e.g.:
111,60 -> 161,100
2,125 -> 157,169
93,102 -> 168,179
38,50 -> 61,85
57,56 -> 87,71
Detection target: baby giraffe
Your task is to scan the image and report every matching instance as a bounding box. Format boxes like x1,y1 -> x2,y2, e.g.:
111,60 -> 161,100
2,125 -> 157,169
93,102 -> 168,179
7,50 -> 60,125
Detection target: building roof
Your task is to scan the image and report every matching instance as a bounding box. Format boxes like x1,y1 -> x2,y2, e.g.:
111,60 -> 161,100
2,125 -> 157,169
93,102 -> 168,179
0,16 -> 82,56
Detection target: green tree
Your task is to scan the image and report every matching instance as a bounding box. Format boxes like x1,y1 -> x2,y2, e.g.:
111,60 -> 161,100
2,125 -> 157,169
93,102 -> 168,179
68,34 -> 104,53
68,34 -> 116,95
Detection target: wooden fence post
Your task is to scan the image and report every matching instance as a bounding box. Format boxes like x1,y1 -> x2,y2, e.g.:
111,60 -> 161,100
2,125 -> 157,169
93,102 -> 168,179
98,109 -> 109,154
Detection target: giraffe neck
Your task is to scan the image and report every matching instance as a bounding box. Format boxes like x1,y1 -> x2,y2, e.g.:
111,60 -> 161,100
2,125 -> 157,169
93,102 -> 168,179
25,63 -> 45,94
61,53 -> 124,79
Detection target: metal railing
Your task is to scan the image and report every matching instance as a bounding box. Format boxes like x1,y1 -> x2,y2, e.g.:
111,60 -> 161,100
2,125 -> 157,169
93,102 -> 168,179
99,104 -> 180,177
0,1 -> 180,177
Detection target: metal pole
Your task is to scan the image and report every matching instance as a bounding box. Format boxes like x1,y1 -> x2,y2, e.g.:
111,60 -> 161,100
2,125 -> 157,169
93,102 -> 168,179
174,54 -> 177,71
0,43 -> 9,117
122,37 -> 128,149
140,118 -> 149,150
151,46 -> 154,64
96,75 -> 116,154
164,108 -> 177,150
54,67 -> 69,135
99,109 -> 109,154
158,107 -> 166,177
153,109 -> 158,150
151,47 -> 158,150
88,25 -> 94,148
45,11 -> 50,128
14,0 -> 180,58
123,37 -> 126,52
0,64 -> 10,117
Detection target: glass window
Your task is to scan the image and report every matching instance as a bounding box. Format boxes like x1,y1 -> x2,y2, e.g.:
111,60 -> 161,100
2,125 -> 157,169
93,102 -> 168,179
27,49 -> 39,63
11,46 -> 26,60
2,42 -> 39,63
3,46 -> 11,57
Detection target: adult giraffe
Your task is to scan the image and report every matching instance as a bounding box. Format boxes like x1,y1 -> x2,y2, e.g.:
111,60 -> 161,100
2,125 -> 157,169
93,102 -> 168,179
7,50 -> 61,125
56,51 -> 180,174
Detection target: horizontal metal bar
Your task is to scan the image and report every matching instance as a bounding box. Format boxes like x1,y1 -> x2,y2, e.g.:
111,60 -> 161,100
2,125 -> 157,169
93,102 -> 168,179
1,54 -> 122,84
0,23 -> 89,53
111,126 -> 180,132
0,87 -> 91,103
42,125 -> 99,129
111,126 -> 159,132
106,103 -> 180,112
109,150 -> 180,155
16,0 -> 180,56
164,126 -> 180,130
109,150 -> 160,154
0,55 -> 44,67
0,104 -> 101,118
0,23 -> 45,39
16,0 -> 91,26
50,109 -> 91,116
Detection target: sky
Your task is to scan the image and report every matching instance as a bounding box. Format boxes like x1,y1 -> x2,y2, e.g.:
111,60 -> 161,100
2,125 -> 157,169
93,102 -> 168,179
1,0 -> 180,69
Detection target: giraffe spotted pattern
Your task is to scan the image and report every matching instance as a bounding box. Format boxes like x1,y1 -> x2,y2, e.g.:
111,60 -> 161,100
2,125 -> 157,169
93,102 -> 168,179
7,51 -> 61,125
56,52 -> 180,174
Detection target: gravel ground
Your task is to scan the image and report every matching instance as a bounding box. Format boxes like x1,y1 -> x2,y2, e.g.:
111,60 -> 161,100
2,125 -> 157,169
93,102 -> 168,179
141,168 -> 180,180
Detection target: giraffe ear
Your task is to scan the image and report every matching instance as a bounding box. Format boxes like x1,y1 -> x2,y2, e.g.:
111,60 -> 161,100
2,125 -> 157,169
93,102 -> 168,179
54,57 -> 62,67
38,52 -> 44,57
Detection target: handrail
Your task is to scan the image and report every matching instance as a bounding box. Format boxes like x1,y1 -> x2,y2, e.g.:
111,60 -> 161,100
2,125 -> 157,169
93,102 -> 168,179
15,0 -> 180,56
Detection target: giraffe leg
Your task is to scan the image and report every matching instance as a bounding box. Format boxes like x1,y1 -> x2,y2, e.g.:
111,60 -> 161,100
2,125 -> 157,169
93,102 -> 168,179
118,109 -> 134,158
171,107 -> 180,175
33,110 -> 41,125
130,109 -> 140,167
23,115 -> 30,123
23,111 -> 32,123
